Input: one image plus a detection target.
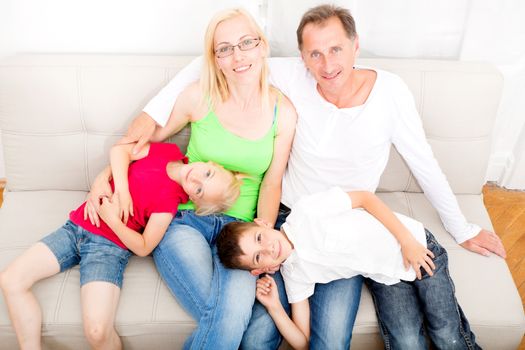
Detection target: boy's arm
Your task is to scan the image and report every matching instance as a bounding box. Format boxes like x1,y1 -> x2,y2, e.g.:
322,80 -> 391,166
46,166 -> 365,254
109,143 -> 151,224
348,191 -> 435,279
98,195 -> 173,257
256,276 -> 309,350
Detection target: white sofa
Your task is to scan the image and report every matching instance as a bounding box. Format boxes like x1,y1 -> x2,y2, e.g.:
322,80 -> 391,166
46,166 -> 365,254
0,55 -> 524,349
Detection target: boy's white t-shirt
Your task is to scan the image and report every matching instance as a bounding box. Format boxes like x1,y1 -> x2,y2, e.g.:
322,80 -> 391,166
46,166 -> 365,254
280,187 -> 427,304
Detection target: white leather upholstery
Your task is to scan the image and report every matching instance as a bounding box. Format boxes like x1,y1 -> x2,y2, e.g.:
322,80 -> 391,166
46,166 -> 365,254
0,55 -> 524,349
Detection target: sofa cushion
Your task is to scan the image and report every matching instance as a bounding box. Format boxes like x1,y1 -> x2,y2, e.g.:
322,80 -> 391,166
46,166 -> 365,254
0,55 -> 523,349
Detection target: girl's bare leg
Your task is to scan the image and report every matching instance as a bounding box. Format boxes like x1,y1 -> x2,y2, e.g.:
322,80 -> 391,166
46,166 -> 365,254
0,242 -> 61,350
81,281 -> 122,350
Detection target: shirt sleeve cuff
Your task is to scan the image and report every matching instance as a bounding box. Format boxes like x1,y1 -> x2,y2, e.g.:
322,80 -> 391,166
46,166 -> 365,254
452,223 -> 482,244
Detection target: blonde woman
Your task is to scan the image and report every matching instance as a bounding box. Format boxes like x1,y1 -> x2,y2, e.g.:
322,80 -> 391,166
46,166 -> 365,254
86,8 -> 296,350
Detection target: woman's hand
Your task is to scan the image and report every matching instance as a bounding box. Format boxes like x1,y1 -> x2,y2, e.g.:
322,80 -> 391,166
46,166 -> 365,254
256,275 -> 281,311
118,112 -> 157,155
84,170 -> 113,227
401,238 -> 435,280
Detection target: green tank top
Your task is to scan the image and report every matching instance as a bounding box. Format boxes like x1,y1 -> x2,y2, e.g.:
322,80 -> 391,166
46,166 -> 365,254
178,98 -> 280,221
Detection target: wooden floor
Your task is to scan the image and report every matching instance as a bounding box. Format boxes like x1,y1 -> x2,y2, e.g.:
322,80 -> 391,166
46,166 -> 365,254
0,180 -> 523,347
0,179 -> 4,208
482,183 -> 525,349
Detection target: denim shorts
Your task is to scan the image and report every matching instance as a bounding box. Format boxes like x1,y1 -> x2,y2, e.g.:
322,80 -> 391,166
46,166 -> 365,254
41,220 -> 132,288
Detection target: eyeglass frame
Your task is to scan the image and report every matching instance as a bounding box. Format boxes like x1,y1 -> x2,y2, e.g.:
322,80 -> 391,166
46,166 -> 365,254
214,37 -> 262,58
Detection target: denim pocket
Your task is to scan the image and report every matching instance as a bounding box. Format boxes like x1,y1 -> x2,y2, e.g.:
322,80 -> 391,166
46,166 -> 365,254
421,229 -> 448,280
425,229 -> 446,259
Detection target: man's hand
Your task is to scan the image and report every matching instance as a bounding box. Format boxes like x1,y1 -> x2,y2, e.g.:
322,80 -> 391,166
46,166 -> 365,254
460,229 -> 507,258
118,113 -> 156,155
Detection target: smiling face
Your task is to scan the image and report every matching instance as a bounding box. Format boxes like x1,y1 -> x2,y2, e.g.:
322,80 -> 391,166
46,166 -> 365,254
236,222 -> 294,274
213,15 -> 267,86
300,16 -> 359,97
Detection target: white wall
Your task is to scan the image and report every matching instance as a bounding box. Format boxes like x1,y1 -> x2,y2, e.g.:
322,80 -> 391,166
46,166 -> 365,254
1,0 -> 524,189
0,0 -> 264,179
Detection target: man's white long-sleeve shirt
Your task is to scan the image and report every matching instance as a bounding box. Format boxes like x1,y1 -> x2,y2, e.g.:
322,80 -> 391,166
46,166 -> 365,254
143,56 -> 480,243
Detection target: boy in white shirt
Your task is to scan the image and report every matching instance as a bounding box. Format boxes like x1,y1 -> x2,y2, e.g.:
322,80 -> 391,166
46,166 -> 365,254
217,187 -> 480,350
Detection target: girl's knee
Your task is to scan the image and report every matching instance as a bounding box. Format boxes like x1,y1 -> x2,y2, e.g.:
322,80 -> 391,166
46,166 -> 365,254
83,319 -> 115,346
0,267 -> 27,294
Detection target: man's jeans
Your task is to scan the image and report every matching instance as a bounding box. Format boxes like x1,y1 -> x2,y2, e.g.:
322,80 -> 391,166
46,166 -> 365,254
366,229 -> 481,350
153,210 -> 288,350
275,204 -> 364,350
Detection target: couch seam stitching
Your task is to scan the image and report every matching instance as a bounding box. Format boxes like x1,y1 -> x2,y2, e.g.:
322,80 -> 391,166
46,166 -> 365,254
52,269 -> 71,323
76,66 -> 90,189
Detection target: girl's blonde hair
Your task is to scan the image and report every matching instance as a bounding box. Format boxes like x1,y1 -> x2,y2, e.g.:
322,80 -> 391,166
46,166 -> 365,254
201,8 -> 271,110
193,164 -> 244,216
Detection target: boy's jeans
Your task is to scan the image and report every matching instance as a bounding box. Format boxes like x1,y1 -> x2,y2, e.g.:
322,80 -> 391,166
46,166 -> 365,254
366,229 -> 481,350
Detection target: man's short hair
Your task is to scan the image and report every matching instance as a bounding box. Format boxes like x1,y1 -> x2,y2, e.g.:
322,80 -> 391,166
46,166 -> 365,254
296,4 -> 357,50
216,221 -> 257,270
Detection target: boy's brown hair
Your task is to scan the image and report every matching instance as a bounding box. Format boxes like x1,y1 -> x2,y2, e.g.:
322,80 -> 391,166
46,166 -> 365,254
296,4 -> 357,50
216,221 -> 258,270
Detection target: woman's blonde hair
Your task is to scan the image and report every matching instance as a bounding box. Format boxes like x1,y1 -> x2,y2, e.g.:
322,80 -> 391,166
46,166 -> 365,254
201,8 -> 271,110
193,164 -> 244,216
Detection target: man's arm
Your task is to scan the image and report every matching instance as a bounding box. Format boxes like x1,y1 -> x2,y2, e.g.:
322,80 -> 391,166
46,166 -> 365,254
123,57 -> 300,155
256,276 -> 309,350
143,57 -> 203,127
391,77 -> 506,257
120,57 -> 203,154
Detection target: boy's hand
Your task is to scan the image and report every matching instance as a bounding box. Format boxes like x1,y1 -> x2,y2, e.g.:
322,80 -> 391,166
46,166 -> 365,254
256,275 -> 281,311
263,265 -> 280,274
401,238 -> 435,280
115,189 -> 134,225
97,195 -> 121,226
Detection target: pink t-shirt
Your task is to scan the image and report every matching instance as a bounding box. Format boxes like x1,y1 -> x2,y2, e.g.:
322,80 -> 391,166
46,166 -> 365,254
70,143 -> 189,249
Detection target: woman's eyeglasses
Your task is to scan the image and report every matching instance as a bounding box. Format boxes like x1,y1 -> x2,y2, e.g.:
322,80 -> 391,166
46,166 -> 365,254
215,38 -> 261,58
